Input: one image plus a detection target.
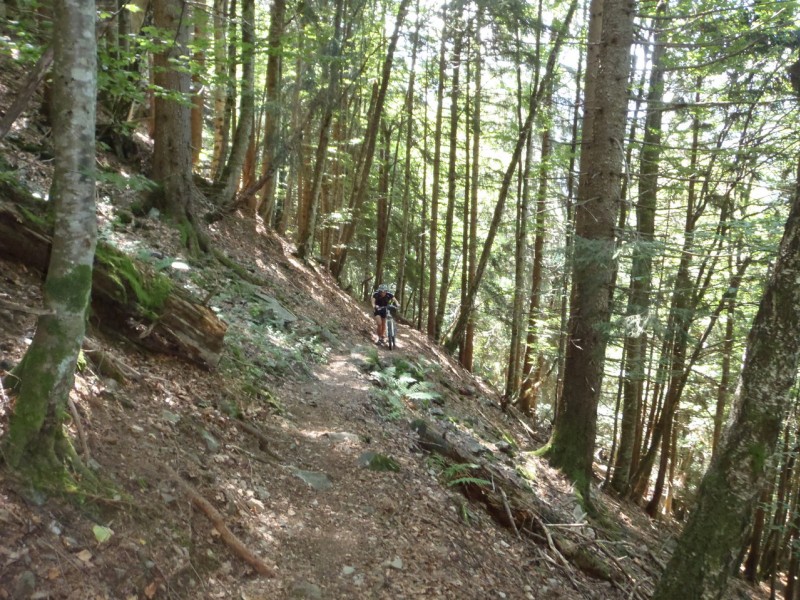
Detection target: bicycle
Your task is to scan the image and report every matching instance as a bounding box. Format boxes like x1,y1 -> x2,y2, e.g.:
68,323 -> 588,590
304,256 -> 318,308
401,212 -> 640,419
385,304 -> 398,350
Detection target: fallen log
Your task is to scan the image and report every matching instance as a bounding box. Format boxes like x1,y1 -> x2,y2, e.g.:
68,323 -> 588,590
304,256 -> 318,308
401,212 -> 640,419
0,199 -> 226,369
410,417 -> 626,586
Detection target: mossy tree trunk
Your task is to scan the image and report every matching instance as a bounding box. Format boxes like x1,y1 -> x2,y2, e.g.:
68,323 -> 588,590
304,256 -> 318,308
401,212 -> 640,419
653,155 -> 800,599
4,0 -> 97,475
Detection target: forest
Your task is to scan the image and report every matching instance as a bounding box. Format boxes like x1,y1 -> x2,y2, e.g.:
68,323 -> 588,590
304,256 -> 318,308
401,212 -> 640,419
2,0 -> 800,598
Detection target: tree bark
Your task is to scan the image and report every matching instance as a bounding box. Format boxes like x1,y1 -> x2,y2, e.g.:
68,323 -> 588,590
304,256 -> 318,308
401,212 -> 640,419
152,0 -> 204,253
253,0 -> 285,219
653,153 -> 800,599
210,0 -> 229,178
610,3 -> 667,496
216,0 -> 255,206
425,6 -> 448,338
543,0 -> 635,496
461,7 -> 482,371
4,0 -> 97,474
436,27 -> 464,341
328,0 -> 411,280
191,1 -> 208,168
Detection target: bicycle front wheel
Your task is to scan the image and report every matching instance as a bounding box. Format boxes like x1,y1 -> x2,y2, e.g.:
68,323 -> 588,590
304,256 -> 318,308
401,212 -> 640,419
387,319 -> 396,350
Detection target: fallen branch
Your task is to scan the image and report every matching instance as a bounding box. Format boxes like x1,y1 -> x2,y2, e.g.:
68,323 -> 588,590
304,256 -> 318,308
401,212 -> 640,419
167,466 -> 274,577
500,487 -> 521,540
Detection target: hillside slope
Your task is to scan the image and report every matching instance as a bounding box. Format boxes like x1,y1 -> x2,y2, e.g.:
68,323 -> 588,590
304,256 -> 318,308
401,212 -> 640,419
0,61 -> 767,600
0,202 -> 764,600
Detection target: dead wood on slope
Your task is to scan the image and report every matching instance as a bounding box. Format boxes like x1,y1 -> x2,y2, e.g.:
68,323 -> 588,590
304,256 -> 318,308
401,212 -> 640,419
0,199 -> 226,369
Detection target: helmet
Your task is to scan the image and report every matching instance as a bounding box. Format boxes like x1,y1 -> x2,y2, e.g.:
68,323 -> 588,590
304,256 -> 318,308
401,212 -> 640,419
378,284 -> 389,292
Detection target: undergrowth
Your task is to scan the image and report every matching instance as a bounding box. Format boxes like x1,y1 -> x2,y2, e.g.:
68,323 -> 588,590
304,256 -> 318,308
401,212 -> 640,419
367,356 -> 441,419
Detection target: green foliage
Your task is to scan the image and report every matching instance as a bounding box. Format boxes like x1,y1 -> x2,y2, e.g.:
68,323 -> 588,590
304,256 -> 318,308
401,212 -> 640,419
360,452 -> 401,472
369,360 -> 441,419
96,170 -> 158,194
442,463 -> 491,489
95,244 -> 172,318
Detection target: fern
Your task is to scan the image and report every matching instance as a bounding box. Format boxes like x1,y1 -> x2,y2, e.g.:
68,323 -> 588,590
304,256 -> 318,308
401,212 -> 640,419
447,476 -> 492,489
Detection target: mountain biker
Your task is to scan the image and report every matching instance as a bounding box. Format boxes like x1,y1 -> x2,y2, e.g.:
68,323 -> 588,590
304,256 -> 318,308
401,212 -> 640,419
371,284 -> 397,345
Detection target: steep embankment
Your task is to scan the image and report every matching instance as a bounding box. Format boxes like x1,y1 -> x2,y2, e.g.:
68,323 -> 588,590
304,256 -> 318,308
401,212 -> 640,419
0,200 -> 665,600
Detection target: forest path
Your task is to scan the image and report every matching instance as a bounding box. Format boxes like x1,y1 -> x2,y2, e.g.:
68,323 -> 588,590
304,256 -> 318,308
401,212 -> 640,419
237,342 -> 545,599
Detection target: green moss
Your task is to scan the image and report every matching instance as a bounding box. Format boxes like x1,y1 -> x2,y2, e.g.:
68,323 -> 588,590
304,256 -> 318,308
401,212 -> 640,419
18,204 -> 55,231
95,244 -> 172,317
537,440 -> 594,513
44,264 -> 93,313
3,344 -> 57,468
749,442 -> 768,475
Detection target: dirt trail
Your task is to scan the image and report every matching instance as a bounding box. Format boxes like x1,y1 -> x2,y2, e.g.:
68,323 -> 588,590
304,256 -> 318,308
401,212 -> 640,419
234,343 -> 553,600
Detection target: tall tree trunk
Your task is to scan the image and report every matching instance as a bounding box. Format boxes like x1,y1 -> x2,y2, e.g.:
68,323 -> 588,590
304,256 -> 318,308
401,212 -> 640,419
254,0 -> 285,219
216,0 -> 255,206
760,429 -> 797,581
396,3 -> 420,309
296,0 -> 344,260
555,23 -> 584,412
435,28 -> 464,341
743,482 -> 773,582
4,0 -> 97,474
151,0 -> 205,256
374,123 -> 392,284
215,0 -> 238,182
712,267 -> 736,458
518,102 -> 554,415
544,0 -> 635,497
445,0 -> 578,353
506,111 -> 533,401
210,0 -> 228,178
461,7 -> 481,370
426,6 -> 448,338
652,151 -> 800,599
191,0 -> 208,168
610,3 -> 667,496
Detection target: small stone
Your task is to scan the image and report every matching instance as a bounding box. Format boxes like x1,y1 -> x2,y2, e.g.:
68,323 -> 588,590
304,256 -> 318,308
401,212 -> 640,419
201,429 -> 220,453
290,581 -> 322,599
291,468 -> 332,491
388,557 -> 403,570
342,566 -> 355,576
48,520 -> 63,536
161,410 -> 181,425
325,432 -> 360,444
13,571 -> 36,598
496,441 -> 513,454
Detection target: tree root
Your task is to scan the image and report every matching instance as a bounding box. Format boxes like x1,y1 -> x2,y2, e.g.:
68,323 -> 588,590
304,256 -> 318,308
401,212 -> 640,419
82,337 -> 142,383
167,466 -> 274,577
233,418 -> 284,463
